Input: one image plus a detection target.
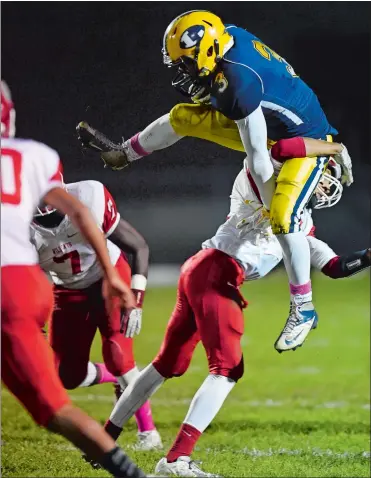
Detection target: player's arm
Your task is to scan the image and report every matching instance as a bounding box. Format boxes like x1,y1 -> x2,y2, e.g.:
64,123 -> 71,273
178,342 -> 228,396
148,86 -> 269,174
236,106 -> 275,210
43,187 -> 135,311
307,235 -> 371,278
109,219 -> 149,339
272,137 -> 343,161
109,219 -> 149,279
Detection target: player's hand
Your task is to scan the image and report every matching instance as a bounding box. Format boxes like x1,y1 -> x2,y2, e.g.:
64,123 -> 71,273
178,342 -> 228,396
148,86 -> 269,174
76,121 -> 130,170
102,270 -> 136,313
333,144 -> 353,186
121,308 -> 142,338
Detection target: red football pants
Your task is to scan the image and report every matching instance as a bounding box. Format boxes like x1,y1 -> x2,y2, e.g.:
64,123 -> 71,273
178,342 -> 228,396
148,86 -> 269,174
1,265 -> 70,426
153,249 -> 247,382
49,256 -> 135,389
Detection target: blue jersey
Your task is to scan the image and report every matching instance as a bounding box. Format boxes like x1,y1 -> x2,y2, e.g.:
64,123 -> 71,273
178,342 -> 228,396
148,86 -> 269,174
210,26 -> 338,140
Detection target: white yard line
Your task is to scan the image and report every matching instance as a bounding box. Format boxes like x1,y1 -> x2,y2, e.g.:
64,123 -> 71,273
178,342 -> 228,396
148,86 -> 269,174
52,443 -> 370,460
64,393 -> 370,410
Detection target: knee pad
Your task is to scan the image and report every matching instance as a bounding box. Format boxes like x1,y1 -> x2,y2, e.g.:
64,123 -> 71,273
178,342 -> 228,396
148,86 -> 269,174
152,354 -> 192,379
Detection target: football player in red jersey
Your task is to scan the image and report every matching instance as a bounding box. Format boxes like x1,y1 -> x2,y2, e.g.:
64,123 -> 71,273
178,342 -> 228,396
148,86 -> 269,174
31,178 -> 162,451
1,80 -> 146,477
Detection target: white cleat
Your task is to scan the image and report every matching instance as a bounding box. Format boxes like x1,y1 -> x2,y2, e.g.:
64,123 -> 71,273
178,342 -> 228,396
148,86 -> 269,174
274,300 -> 318,353
155,456 -> 219,477
133,430 -> 163,451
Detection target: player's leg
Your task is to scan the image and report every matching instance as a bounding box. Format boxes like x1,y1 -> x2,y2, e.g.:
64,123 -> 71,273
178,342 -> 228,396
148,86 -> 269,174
122,103 -> 246,162
1,265 -> 145,478
271,153 -> 329,352
104,266 -> 200,443
49,287 -> 97,390
78,361 -> 118,387
156,249 -> 246,476
97,256 -> 161,447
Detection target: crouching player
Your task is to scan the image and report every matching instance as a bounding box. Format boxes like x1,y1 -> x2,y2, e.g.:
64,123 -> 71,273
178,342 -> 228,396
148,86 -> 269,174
30,179 -> 162,451
90,145 -> 369,476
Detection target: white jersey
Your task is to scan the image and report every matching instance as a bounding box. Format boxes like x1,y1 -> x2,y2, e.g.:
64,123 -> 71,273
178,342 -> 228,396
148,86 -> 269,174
203,159 -> 336,280
1,138 -> 63,267
30,180 -> 122,289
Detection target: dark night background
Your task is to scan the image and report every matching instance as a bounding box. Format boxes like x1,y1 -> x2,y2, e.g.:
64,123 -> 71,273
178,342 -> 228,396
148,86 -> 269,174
2,2 -> 370,263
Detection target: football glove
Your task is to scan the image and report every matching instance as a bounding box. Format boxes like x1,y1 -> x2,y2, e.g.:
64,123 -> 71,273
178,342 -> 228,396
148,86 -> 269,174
333,143 -> 353,186
121,307 -> 142,338
76,121 -> 130,170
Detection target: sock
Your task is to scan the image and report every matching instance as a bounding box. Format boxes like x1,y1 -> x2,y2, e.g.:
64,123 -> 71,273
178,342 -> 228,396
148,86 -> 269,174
166,423 -> 201,463
117,367 -> 156,433
134,401 -> 156,433
100,446 -> 146,478
78,362 -> 98,387
95,363 -> 117,385
184,374 -> 236,432
109,363 -> 165,429
124,114 -> 182,161
277,232 -> 312,300
289,281 -> 312,303
79,362 -> 117,388
104,419 -> 123,441
166,375 -> 236,462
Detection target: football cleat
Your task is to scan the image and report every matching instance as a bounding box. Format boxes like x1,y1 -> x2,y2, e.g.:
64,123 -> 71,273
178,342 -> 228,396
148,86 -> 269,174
274,300 -> 318,353
155,456 -> 219,477
133,430 -> 163,451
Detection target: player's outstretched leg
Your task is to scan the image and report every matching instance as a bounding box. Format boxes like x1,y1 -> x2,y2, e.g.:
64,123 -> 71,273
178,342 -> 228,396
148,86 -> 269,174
78,361 -> 161,450
115,366 -> 162,451
271,156 -> 326,352
155,249 -> 246,477
104,272 -> 200,443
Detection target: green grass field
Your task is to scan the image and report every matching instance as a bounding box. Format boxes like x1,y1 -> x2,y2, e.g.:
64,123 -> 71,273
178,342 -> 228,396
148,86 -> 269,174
1,270 -> 370,477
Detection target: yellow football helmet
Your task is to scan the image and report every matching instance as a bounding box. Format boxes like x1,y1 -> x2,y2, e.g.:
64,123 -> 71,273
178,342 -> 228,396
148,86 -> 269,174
162,10 -> 233,98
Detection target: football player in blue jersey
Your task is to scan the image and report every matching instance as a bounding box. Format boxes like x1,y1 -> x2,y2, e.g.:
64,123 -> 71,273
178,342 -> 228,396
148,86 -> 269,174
160,10 -> 354,354
77,10 -> 354,354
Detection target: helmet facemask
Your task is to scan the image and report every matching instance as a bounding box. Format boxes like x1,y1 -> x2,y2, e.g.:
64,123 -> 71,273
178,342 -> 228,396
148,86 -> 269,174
33,173 -> 66,228
311,159 -> 343,210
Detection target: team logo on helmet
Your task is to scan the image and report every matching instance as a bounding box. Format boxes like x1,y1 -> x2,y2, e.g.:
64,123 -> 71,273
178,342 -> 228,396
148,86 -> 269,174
179,25 -> 205,49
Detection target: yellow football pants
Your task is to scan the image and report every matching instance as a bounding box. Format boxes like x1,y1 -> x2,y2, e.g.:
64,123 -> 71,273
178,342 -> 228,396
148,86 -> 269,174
169,103 -> 330,234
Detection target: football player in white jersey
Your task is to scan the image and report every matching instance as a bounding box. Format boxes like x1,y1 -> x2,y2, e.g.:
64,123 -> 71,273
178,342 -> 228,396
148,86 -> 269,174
30,179 -> 162,451
86,152 -> 369,477
77,113 -> 352,356
0,80 -> 146,478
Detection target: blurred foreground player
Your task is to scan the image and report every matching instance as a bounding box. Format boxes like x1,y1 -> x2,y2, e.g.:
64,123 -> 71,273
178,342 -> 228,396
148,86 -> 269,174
91,141 -> 369,477
0,80 -> 146,478
31,179 -> 162,451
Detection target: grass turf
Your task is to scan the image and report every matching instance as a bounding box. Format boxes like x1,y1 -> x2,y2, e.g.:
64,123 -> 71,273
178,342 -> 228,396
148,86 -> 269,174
1,270 -> 370,477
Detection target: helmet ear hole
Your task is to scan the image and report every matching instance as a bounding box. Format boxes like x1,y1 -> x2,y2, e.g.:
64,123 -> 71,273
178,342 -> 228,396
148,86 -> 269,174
207,46 -> 213,57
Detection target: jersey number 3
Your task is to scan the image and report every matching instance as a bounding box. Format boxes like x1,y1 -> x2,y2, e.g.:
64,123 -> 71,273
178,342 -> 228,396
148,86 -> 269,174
1,148 -> 22,205
252,40 -> 298,78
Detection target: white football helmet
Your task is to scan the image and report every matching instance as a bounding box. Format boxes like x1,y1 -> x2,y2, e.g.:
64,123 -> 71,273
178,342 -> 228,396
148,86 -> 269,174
314,158 -> 343,210
34,172 -> 65,219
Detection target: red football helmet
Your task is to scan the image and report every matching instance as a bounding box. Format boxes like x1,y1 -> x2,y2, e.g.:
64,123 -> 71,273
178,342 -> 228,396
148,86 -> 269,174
1,80 -> 16,138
